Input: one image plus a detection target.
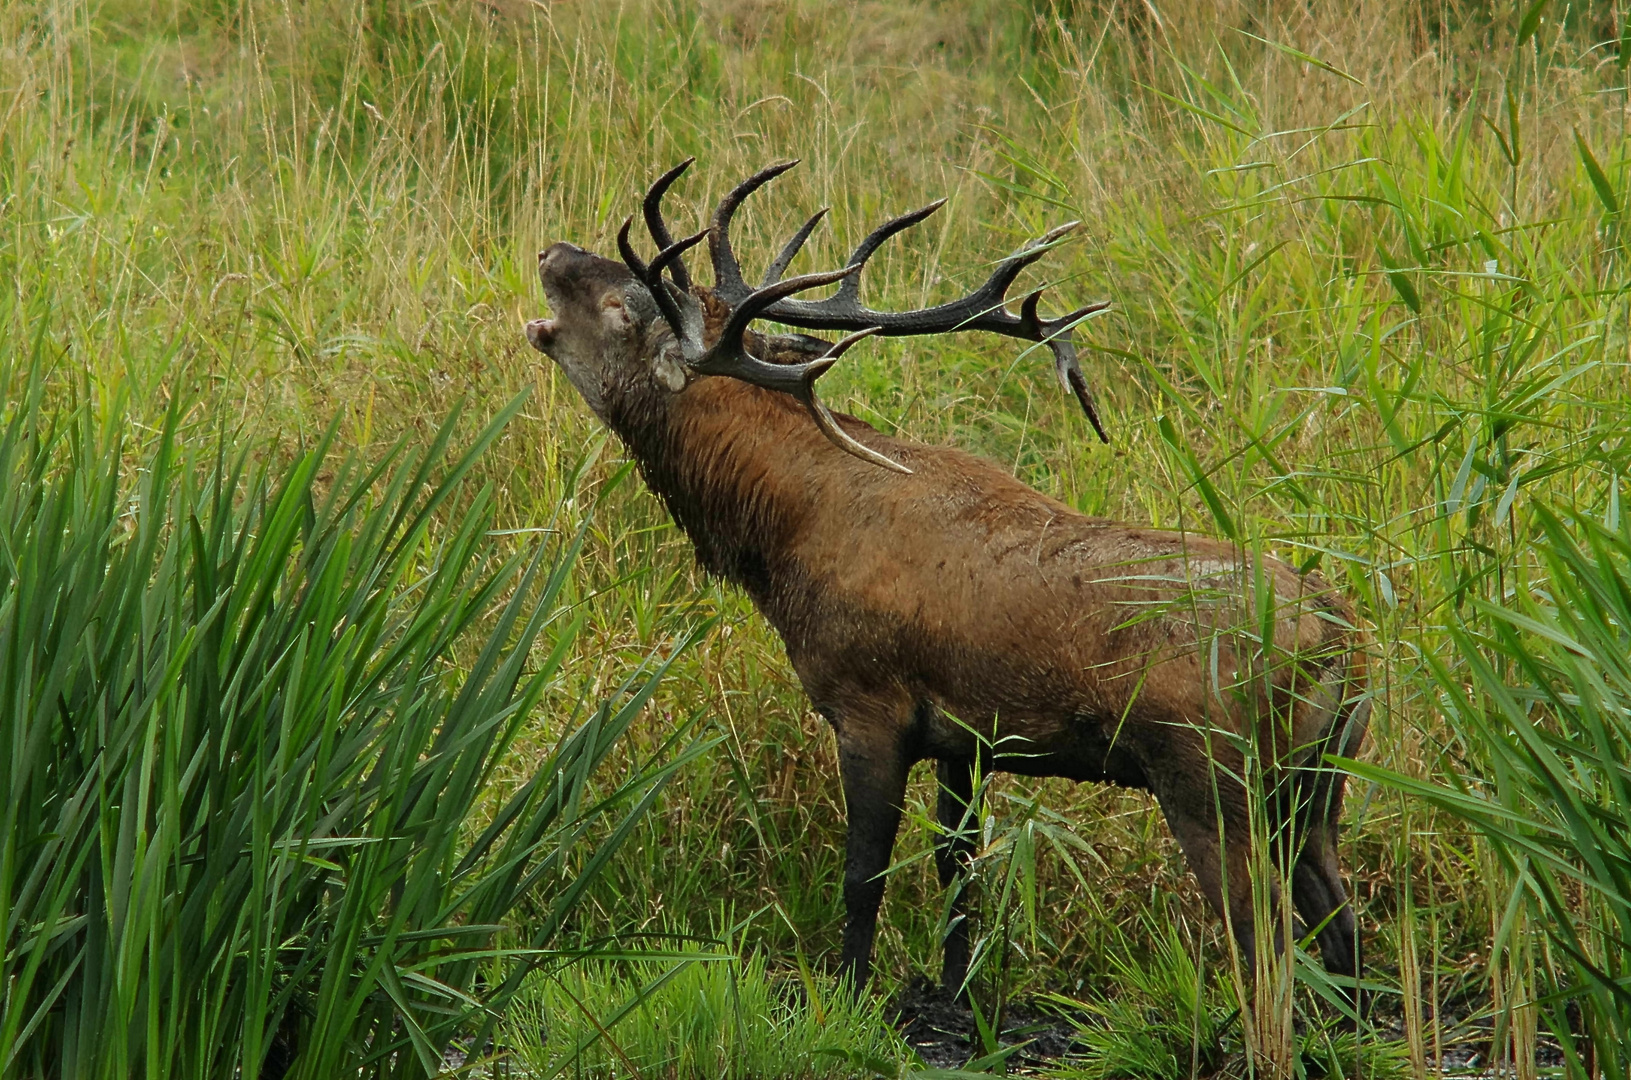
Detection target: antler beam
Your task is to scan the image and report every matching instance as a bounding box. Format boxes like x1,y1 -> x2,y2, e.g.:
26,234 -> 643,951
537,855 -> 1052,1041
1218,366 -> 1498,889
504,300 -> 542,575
701,162 -> 1112,443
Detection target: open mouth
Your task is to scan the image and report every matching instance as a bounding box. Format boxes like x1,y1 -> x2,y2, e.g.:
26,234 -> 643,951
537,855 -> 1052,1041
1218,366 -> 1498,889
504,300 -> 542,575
524,317 -> 555,353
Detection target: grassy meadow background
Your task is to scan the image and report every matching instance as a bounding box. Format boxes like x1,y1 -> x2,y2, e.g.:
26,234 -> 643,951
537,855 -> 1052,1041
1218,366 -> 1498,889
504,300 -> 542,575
3,0 -> 1631,1075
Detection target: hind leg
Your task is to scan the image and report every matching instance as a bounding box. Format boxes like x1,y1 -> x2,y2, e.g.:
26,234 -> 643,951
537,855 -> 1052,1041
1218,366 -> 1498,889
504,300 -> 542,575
1292,698 -> 1368,988
1291,824 -> 1367,1028
1153,779 -> 1273,969
1288,767 -> 1363,1016
1290,826 -> 1356,978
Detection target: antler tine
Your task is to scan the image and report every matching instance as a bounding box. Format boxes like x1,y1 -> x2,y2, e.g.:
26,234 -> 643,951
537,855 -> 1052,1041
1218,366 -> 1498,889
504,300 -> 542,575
795,328 -> 911,474
643,158 -> 696,292
1031,219 -> 1087,250
650,228 -> 710,284
692,292 -> 909,474
1061,345 -> 1109,443
762,207 -> 830,287
617,216 -> 649,277
650,230 -> 711,355
618,217 -> 708,353
830,199 -> 946,305
710,159 -> 801,305
1023,290 -> 1111,443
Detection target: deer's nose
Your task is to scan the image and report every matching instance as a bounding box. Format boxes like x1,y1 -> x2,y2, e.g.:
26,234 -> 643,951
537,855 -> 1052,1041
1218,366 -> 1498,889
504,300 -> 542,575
540,242 -> 585,264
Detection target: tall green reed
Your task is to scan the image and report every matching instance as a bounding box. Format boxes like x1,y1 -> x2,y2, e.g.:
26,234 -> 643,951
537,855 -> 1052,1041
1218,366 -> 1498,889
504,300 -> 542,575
1348,498 -> 1631,1079
0,355 -> 708,1079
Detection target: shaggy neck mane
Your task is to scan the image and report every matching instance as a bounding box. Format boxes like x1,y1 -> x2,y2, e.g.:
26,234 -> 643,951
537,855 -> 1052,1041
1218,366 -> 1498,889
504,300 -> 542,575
607,374 -> 813,607
602,288 -> 836,607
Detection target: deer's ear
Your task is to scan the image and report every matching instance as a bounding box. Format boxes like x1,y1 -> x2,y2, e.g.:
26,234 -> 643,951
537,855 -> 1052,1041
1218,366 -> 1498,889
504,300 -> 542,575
600,294 -> 634,334
652,348 -> 689,393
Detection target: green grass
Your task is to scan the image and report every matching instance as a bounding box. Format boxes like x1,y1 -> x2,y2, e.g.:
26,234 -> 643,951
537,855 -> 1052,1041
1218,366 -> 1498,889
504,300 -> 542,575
507,946 -> 912,1080
0,363 -> 710,1078
5,0 -> 1631,1075
1045,914 -> 1241,1080
1350,502 -> 1631,1077
1042,911 -> 1414,1080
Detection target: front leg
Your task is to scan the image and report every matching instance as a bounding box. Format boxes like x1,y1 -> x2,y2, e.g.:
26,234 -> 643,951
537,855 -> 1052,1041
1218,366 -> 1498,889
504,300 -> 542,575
935,757 -> 978,996
830,698 -> 914,993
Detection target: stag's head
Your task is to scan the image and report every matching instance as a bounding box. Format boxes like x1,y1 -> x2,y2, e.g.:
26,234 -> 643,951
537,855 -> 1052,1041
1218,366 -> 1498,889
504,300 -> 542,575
526,159 -> 1112,472
524,245 -> 631,416
526,242 -> 686,420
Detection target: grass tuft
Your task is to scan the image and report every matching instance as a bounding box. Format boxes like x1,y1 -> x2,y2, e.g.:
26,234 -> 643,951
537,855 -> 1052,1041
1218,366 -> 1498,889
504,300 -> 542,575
507,948 -> 911,1080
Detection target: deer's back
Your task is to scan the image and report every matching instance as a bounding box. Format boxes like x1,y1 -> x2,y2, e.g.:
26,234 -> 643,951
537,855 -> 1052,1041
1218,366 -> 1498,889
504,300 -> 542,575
748,404 -> 1349,774
664,381 -> 1356,779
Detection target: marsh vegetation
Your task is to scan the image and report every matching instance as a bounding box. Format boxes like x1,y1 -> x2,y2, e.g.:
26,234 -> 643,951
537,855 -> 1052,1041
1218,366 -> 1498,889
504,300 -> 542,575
2,0 -> 1629,1076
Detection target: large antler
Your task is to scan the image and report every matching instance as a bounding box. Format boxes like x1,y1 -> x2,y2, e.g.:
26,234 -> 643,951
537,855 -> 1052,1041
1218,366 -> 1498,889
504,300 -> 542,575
704,162 -> 1112,443
619,172 -> 911,474
624,159 -> 1110,475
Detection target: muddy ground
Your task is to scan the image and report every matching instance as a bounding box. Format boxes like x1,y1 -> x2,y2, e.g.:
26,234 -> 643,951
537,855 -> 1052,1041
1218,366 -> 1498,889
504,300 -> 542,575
887,975 -> 1569,1076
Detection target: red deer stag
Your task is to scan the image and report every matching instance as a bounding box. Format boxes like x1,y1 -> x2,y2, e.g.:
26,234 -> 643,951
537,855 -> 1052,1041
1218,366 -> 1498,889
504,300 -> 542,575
524,160 -> 1370,996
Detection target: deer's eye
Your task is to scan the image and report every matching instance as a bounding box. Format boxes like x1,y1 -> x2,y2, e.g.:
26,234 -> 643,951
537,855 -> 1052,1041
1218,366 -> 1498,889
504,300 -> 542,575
600,296 -> 625,312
